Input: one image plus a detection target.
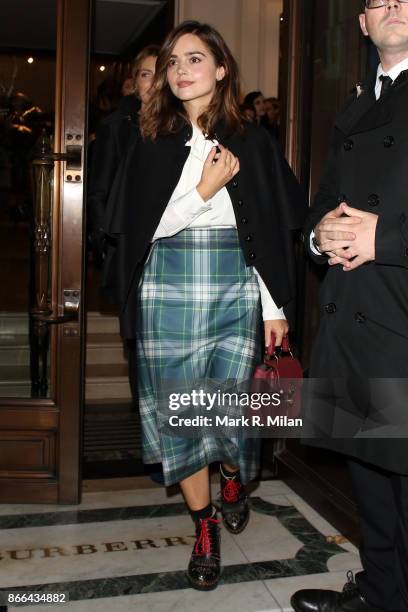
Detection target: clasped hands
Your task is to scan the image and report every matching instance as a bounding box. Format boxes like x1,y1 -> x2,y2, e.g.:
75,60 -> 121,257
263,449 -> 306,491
314,203 -> 378,271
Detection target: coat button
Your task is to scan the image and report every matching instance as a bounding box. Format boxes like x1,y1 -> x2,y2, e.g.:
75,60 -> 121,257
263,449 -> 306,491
343,139 -> 354,151
238,200 -> 244,206
368,193 -> 380,207
249,252 -> 256,260
232,180 -> 238,188
245,235 -> 252,242
241,217 -> 248,224
337,193 -> 347,204
324,303 -> 337,314
354,312 -> 366,323
383,135 -> 395,148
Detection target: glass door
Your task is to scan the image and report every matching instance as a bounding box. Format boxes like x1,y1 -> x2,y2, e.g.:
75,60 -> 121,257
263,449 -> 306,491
0,0 -> 91,503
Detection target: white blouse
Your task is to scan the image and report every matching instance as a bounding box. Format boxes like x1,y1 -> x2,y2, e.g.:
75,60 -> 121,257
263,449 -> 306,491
152,124 -> 285,321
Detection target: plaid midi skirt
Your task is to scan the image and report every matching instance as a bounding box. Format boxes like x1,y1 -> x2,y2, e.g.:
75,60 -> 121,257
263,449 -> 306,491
136,227 -> 262,486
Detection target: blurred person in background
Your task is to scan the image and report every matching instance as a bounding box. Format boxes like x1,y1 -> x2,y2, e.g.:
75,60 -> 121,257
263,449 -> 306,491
88,44 -> 160,259
264,96 -> 280,139
239,102 -> 256,122
243,90 -> 266,126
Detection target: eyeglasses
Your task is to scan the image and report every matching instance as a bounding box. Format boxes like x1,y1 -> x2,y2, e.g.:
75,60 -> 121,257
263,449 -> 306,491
365,0 -> 408,8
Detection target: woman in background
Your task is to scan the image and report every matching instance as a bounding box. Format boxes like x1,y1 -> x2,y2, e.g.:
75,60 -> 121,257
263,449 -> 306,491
243,90 -> 266,126
88,44 -> 160,257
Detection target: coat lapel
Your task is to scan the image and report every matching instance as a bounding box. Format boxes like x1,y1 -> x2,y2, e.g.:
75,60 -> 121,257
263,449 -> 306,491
335,68 -> 408,137
334,67 -> 380,136
334,89 -> 377,135
348,93 -> 393,135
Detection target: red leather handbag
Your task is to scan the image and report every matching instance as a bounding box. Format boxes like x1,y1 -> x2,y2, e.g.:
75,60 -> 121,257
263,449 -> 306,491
251,334 -> 303,418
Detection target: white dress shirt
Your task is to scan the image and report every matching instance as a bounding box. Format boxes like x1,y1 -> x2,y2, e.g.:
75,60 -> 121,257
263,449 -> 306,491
152,124 -> 285,321
310,57 -> 408,255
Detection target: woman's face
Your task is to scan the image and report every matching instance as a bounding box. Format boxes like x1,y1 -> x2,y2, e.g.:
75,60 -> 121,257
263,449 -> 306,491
122,77 -> 135,97
166,33 -> 225,109
253,94 -> 265,117
135,55 -> 157,105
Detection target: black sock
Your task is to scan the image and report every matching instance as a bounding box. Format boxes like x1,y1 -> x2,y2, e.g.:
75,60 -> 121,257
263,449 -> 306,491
220,464 -> 240,480
190,503 -> 215,523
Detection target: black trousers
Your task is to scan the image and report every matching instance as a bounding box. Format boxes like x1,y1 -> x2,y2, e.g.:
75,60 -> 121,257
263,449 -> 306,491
348,458 -> 408,612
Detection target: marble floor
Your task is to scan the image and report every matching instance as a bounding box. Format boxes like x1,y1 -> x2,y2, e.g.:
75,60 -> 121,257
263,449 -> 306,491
0,479 -> 362,611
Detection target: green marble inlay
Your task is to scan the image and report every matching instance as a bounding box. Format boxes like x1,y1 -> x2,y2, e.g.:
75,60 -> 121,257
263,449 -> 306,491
5,497 -> 347,599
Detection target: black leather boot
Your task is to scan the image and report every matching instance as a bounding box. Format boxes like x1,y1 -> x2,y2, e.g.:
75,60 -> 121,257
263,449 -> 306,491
291,572 -> 383,612
220,471 -> 249,534
187,515 -> 221,591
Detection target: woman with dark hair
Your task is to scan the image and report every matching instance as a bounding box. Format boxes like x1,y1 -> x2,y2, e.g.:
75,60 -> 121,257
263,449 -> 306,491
102,21 -> 307,590
243,90 -> 266,125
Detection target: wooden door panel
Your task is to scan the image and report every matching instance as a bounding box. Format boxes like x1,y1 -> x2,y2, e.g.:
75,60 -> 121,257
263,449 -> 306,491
0,431 -> 56,477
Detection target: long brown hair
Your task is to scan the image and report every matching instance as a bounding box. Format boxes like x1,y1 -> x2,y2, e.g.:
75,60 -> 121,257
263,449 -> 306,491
140,21 -> 244,140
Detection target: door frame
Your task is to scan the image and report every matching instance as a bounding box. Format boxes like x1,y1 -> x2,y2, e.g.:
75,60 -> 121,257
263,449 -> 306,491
0,0 -> 91,504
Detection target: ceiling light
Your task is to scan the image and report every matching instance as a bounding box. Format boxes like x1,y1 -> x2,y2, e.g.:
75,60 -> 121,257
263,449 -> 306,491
27,57 -> 34,64
99,65 -> 106,72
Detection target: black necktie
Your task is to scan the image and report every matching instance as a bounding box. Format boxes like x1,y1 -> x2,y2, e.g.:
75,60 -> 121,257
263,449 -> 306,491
379,74 -> 392,99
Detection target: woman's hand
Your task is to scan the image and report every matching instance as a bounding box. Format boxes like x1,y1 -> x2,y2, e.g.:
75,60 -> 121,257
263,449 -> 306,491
197,145 -> 240,202
264,319 -> 289,349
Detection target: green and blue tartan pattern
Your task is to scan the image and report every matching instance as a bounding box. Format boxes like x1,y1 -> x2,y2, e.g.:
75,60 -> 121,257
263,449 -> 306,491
136,228 -> 262,486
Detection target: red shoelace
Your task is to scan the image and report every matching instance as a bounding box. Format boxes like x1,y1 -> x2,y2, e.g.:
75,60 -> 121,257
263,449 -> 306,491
221,478 -> 242,503
194,517 -> 219,556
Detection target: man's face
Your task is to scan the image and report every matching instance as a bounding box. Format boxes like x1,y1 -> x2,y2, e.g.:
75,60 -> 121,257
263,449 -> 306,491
360,1 -> 408,54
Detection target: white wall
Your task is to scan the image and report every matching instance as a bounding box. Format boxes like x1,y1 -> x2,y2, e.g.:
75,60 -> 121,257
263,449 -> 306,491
175,0 -> 283,98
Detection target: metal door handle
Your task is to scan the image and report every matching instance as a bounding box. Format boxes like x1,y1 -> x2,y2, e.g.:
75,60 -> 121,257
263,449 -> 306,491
33,289 -> 80,325
34,312 -> 78,324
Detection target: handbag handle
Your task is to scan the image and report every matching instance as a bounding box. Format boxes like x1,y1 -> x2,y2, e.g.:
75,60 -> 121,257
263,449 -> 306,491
266,332 -> 290,357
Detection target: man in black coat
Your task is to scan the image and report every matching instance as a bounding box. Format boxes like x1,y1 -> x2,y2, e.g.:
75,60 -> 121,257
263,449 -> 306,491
292,1 -> 408,611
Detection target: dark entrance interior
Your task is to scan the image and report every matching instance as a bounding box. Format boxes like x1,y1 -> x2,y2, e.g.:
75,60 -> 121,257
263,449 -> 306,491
84,0 -> 174,480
